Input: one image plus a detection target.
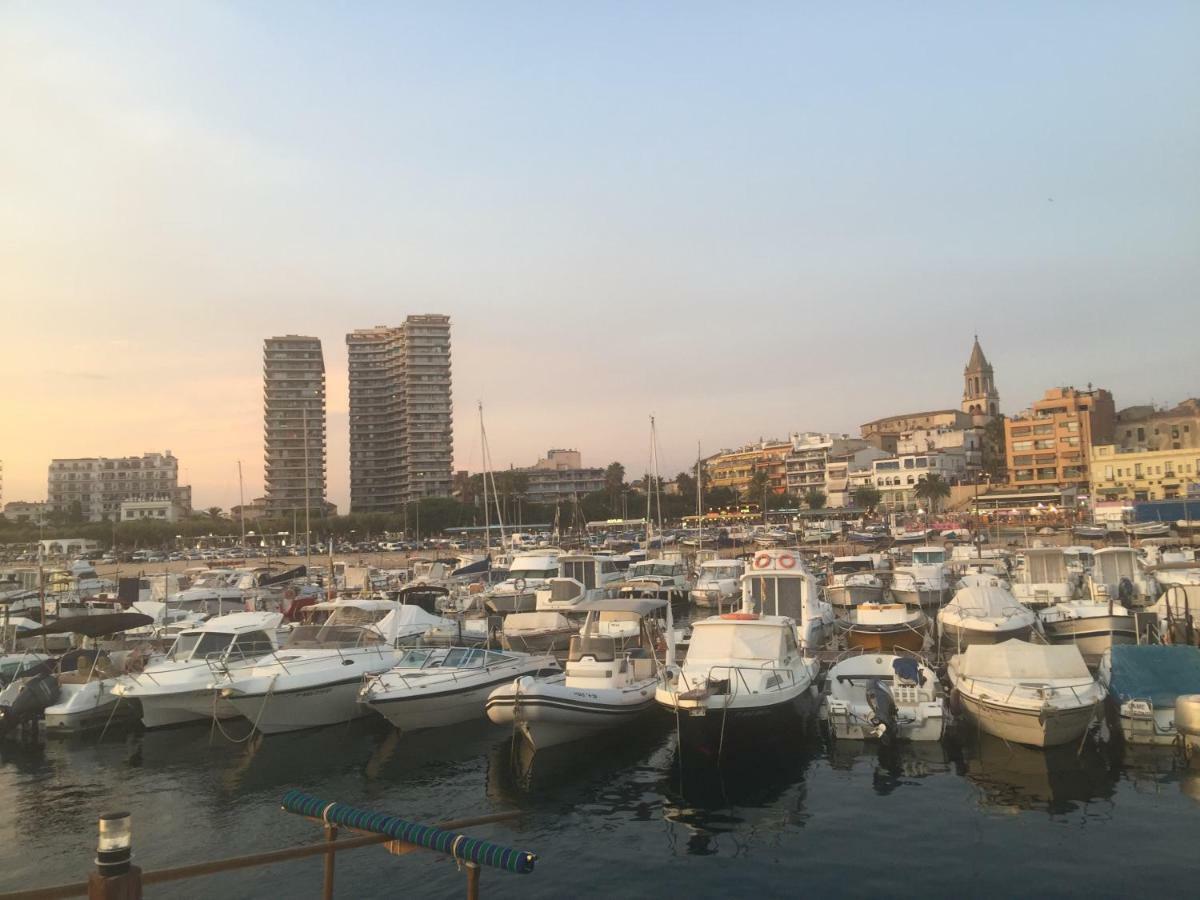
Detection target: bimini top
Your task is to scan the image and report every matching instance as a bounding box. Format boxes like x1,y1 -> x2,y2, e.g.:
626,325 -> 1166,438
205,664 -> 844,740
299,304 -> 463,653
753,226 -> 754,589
957,640 -> 1090,681
1107,645 -> 1200,707
572,597 -> 667,616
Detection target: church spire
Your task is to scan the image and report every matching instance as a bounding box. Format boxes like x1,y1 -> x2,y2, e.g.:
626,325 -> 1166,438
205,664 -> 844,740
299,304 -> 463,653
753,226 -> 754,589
962,336 -> 999,420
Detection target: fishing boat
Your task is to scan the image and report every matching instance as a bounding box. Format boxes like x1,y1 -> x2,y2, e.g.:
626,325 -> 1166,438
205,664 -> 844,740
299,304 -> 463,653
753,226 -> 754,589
1087,547 -> 1157,608
1098,645 -> 1200,746
823,555 -> 885,609
361,646 -> 559,732
487,598 -> 668,749
844,603 -> 928,653
822,653 -> 946,742
690,559 -> 745,611
741,548 -> 835,650
112,612 -> 285,729
938,580 -> 1038,650
947,640 -> 1104,747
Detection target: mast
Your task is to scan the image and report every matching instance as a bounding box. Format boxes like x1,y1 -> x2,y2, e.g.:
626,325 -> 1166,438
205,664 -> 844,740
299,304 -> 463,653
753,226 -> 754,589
696,441 -> 703,555
237,460 -> 247,554
479,403 -> 491,553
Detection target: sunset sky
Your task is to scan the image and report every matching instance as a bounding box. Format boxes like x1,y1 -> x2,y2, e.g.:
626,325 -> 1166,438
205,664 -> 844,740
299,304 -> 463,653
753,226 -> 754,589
2,2 -> 1197,511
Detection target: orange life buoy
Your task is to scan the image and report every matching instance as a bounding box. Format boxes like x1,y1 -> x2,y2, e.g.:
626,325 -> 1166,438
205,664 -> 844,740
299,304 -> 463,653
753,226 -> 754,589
779,554 -> 796,569
754,553 -> 772,569
720,612 -> 760,621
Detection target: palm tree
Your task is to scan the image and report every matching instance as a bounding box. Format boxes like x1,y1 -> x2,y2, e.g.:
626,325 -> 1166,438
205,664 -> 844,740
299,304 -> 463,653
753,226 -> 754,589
206,506 -> 224,522
913,474 -> 951,515
852,485 -> 882,514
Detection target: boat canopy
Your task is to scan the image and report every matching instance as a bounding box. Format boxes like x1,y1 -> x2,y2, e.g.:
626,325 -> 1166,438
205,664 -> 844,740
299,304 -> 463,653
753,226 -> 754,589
1022,549 -> 1068,583
1094,548 -> 1139,582
946,584 -> 1023,618
687,619 -> 792,662
574,597 -> 667,616
958,640 -> 1090,680
1106,645 -> 1200,707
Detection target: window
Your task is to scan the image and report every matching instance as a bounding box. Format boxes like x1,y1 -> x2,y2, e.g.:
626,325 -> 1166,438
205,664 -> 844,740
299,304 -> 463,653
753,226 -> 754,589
1137,427 -> 1145,442
1104,466 -> 1114,480
1135,464 -> 1143,477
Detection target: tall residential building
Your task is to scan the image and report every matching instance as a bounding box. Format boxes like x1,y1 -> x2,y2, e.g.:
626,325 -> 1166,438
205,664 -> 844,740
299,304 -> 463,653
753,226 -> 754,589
518,449 -> 606,503
1005,386 -> 1115,493
347,315 -> 452,512
703,440 -> 792,497
962,336 -> 1000,421
46,451 -> 191,522
263,336 -> 327,518
1114,399 -> 1200,452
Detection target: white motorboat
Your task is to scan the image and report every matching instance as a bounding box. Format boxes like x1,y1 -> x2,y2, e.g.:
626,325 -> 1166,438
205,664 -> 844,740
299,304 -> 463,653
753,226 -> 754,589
1129,522 -> 1172,538
171,568 -> 252,616
741,548 -> 835,649
655,611 -> 820,750
822,653 -> 946,742
1087,547 -> 1157,609
113,612 -> 284,729
890,546 -> 952,610
483,552 -> 560,615
823,555 -> 885,609
499,612 -> 576,654
1037,600 -> 1136,659
215,600 -> 444,735
1062,545 -> 1096,578
535,554 -> 624,613
361,646 -> 560,732
617,558 -> 692,608
844,603 -> 928,653
947,640 -> 1104,747
938,580 -> 1039,651
690,559 -> 746,611
487,598 -> 669,749
1073,524 -> 1107,540
1098,644 -> 1200,746
1011,548 -> 1077,609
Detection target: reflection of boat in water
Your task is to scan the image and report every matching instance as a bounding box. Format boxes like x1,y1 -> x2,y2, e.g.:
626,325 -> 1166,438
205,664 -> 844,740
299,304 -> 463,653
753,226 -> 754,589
960,732 -> 1116,815
826,739 -> 954,796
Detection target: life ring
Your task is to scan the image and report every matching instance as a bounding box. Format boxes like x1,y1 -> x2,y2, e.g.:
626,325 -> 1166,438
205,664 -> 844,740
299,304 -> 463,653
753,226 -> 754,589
513,577 -> 527,593
754,553 -> 772,569
779,554 -> 796,569
721,612 -> 760,621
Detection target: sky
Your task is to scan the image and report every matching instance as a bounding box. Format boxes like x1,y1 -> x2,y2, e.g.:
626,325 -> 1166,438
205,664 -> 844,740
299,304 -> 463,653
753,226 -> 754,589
1,1 -> 1197,511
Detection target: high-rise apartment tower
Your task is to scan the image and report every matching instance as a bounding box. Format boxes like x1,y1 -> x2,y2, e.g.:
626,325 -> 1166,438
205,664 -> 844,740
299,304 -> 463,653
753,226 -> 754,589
263,335 -> 327,518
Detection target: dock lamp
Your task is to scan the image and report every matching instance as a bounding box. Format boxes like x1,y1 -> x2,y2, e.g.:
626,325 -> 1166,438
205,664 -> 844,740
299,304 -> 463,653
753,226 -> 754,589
96,811 -> 132,876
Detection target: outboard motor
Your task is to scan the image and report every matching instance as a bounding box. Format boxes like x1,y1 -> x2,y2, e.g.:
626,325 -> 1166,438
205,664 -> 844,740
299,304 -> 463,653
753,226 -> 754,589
865,678 -> 898,743
0,673 -> 60,737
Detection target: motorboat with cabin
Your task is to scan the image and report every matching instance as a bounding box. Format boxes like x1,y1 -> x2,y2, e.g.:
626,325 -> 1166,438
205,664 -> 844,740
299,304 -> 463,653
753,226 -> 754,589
742,548 -> 835,650
822,653 -> 946,742
483,552 -> 560,615
618,556 -> 693,610
690,558 -> 745,611
823,555 -> 886,609
938,579 -> 1039,651
535,554 -> 624,614
947,640 -> 1105,747
171,568 -> 253,616
112,612 -> 284,728
1036,596 -> 1137,660
487,598 -> 669,749
360,646 -> 560,732
499,612 -> 577,654
214,599 -> 443,734
890,546 -> 952,610
1087,547 -> 1157,609
1011,548 -> 1077,610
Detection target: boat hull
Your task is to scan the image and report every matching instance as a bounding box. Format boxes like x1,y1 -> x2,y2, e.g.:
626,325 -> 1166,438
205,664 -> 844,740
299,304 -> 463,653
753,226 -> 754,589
137,691 -> 242,729
368,674 -> 529,731
487,680 -> 657,749
656,685 -> 818,752
43,683 -> 140,734
484,592 -> 537,615
225,677 -> 370,735
845,626 -> 926,653
939,621 -> 1033,649
825,584 -> 884,608
1042,616 -> 1137,659
891,587 -> 948,611
956,691 -> 1098,748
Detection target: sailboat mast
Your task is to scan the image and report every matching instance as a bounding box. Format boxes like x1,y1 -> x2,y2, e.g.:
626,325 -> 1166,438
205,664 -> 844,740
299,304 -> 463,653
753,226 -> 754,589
479,402 -> 491,553
696,442 -> 702,555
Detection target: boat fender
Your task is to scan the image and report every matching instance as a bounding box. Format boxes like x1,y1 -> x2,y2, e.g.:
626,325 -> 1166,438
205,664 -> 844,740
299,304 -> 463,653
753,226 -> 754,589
948,687 -> 963,717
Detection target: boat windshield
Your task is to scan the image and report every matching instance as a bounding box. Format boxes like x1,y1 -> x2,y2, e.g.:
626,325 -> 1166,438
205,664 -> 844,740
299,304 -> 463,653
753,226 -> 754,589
745,576 -> 804,620
688,624 -> 786,662
167,631 -> 231,662
507,568 -> 556,581
393,648 -> 504,669
285,624 -> 382,649
831,560 -> 872,575
701,565 -> 743,582
632,563 -> 678,578
912,550 -> 945,565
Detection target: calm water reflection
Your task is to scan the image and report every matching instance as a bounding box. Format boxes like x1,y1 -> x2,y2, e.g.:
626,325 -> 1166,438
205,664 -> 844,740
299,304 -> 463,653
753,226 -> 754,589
2,716 -> 1199,898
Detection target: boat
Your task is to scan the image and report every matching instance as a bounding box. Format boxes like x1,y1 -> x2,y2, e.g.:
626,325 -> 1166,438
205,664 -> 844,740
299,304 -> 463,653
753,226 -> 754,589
892,528 -> 933,544
1037,599 -> 1136,660
822,653 -> 946,742
938,579 -> 1039,650
487,598 -> 668,749
482,552 -> 560,614
1087,547 -> 1157,609
690,559 -> 745,611
655,610 -> 820,749
823,555 -> 885,609
1011,548 -> 1077,609
1097,645 -> 1200,746
499,611 -> 576,653
889,546 -> 952,610
1073,524 -> 1107,540
1062,545 -> 1096,577
742,548 -> 834,649
844,603 -> 928,653
535,554 -> 624,613
617,557 -> 693,609
360,646 -> 560,732
112,612 -> 285,729
1129,522 -> 1172,538
947,640 -> 1105,747
170,568 -> 253,616
214,600 -> 442,735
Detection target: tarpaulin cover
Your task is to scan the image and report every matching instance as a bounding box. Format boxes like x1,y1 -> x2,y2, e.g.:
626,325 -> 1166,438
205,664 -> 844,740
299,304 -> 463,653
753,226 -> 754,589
959,639 -> 1091,680
1107,645 -> 1200,707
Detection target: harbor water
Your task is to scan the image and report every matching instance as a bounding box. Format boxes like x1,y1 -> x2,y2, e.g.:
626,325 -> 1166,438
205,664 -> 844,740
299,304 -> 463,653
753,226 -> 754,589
1,714 -> 1198,898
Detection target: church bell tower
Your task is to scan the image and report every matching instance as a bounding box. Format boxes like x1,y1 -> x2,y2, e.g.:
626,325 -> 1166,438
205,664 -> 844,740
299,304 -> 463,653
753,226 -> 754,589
962,335 -> 999,423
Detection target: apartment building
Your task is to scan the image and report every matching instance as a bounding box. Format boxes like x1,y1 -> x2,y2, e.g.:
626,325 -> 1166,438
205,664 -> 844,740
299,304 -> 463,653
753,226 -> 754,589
46,451 -> 191,523
704,440 -> 791,497
263,336 -> 327,517
1090,444 -> 1200,503
520,449 -> 605,503
1005,386 -> 1115,493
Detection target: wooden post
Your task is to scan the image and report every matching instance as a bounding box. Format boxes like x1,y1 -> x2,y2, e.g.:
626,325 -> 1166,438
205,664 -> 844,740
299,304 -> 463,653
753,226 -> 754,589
87,867 -> 142,900
465,862 -> 480,900
323,824 -> 337,900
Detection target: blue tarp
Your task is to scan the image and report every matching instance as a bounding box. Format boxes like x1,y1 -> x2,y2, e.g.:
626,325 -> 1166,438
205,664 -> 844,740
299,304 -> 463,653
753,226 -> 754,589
1107,645 -> 1200,707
